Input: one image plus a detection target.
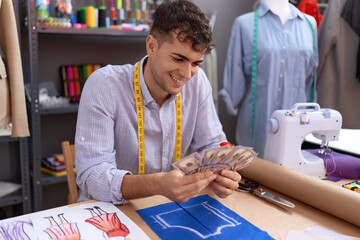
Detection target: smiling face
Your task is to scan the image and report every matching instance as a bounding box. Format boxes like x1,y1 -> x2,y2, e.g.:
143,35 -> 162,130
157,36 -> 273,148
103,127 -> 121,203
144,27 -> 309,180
143,31 -> 205,106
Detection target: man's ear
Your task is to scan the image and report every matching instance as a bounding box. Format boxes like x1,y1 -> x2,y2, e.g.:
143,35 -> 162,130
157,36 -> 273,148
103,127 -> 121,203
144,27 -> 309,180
146,35 -> 158,57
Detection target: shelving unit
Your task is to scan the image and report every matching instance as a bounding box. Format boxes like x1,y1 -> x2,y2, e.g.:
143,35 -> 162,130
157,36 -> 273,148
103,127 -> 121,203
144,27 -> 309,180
0,0 -> 32,218
0,137 -> 31,215
21,0 -> 148,211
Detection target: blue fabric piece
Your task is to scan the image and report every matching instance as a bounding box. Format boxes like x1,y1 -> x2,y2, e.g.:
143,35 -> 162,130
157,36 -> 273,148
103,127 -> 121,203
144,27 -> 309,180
137,195 -> 274,240
219,1 -> 318,157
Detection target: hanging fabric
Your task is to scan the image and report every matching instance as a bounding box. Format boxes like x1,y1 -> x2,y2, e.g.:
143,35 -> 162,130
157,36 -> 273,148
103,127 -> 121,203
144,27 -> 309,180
0,0 -> 30,137
317,0 -> 360,128
341,0 -> 360,80
297,0 -> 323,28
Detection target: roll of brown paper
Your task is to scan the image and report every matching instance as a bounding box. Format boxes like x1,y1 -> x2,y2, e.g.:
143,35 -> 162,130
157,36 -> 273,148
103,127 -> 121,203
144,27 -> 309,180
239,158 -> 360,227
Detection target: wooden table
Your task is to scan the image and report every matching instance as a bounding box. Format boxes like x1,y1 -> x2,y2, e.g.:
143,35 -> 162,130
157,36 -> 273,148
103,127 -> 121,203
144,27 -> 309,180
114,184 -> 360,240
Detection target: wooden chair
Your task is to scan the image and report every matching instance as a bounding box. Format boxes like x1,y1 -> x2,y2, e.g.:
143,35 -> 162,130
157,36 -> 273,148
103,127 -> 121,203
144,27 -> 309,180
61,141 -> 78,204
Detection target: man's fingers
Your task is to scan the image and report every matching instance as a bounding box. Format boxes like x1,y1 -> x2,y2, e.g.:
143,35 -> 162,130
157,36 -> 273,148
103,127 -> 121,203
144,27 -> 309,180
219,169 -> 242,182
209,181 -> 231,198
180,170 -> 216,186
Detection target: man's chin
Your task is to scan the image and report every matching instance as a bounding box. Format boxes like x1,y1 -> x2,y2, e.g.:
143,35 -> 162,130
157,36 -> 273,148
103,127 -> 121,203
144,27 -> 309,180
169,88 -> 182,96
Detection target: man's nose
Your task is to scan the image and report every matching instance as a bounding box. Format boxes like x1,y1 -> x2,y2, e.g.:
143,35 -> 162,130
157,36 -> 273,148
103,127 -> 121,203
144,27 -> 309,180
180,63 -> 193,80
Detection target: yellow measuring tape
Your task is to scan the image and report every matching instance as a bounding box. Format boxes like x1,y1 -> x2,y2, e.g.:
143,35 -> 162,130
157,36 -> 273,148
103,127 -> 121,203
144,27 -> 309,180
134,61 -> 182,174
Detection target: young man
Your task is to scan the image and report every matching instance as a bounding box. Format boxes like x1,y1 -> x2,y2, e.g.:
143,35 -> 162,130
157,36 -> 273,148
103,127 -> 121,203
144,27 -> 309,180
75,0 -> 241,205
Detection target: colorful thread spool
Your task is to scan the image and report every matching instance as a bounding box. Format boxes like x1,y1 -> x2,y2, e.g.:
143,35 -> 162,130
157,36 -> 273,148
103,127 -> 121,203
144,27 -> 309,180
85,5 -> 96,28
98,6 -> 106,28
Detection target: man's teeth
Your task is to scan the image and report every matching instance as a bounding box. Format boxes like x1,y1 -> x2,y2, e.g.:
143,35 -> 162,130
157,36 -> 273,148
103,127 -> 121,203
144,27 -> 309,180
171,74 -> 182,83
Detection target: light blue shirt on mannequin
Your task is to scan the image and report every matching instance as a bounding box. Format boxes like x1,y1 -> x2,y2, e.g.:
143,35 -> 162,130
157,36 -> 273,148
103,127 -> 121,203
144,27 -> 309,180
219,1 -> 318,158
75,56 -> 226,204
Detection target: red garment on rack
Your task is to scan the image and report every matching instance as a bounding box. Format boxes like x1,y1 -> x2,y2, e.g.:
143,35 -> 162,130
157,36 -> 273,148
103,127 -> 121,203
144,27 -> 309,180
297,0 -> 323,28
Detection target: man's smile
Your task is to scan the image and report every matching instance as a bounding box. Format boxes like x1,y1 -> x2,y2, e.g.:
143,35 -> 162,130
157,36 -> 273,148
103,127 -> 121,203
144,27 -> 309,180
170,73 -> 184,83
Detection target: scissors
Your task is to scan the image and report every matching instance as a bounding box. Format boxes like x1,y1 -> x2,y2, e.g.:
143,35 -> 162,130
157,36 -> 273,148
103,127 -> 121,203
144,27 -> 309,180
236,180 -> 295,208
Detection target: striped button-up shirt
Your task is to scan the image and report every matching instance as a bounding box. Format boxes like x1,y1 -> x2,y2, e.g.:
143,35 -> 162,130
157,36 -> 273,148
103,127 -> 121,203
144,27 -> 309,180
75,56 -> 226,204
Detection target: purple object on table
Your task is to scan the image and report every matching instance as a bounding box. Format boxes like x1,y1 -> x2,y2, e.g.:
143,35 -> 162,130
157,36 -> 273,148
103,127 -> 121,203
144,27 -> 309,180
306,149 -> 360,181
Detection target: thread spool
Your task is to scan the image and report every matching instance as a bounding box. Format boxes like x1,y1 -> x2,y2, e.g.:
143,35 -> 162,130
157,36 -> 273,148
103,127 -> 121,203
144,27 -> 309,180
106,17 -> 110,28
144,10 -> 149,21
117,0 -> 122,9
111,8 -> 116,20
94,8 -> 99,28
98,6 -> 106,28
134,0 -> 139,10
141,0 -> 146,12
149,2 -> 155,11
78,7 -> 86,24
119,8 -> 125,22
136,9 -> 141,21
125,0 -> 130,10
85,5 -> 96,28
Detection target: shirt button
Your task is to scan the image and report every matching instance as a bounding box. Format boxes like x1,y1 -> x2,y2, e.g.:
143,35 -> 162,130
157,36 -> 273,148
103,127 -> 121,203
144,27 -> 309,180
276,102 -> 280,106
164,158 -> 168,162
281,59 -> 285,63
80,137 -> 85,141
165,133 -> 169,137
160,109 -> 163,113
152,102 -> 155,106
278,88 -> 281,92
279,74 -> 283,78
282,45 -> 286,49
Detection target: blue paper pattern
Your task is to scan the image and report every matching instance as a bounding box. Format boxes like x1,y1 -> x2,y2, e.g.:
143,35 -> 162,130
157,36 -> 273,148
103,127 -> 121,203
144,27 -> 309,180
137,195 -> 274,240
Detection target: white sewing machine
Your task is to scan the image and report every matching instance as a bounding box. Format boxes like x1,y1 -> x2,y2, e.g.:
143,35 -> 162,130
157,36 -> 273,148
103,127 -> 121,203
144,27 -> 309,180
264,103 -> 342,179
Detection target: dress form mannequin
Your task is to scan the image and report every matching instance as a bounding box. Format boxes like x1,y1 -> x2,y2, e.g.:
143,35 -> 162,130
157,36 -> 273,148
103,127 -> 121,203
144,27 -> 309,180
220,1 -> 318,157
263,0 -> 291,24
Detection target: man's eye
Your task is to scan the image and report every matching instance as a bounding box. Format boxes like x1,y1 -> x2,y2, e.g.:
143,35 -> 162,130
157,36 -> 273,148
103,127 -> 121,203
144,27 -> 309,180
192,63 -> 200,67
173,57 -> 183,62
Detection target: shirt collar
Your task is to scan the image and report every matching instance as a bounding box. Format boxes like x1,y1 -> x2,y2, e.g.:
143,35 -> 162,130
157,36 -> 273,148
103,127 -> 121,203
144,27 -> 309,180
258,1 -> 305,21
138,56 -> 178,106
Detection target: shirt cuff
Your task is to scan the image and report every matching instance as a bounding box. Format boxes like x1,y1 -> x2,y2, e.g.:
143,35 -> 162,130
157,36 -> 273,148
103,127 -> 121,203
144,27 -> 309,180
110,170 -> 132,205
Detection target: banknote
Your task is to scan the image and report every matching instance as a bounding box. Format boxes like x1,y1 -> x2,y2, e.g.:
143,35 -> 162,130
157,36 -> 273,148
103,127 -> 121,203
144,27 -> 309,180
173,145 -> 257,174
173,152 -> 202,174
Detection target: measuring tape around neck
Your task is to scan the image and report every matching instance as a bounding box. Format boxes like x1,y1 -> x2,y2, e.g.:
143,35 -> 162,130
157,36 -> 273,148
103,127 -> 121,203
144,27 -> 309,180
251,8 -> 315,136
133,61 -> 182,174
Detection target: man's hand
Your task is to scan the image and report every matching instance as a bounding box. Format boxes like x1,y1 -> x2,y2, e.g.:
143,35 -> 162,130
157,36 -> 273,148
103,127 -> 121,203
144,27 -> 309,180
157,170 -> 216,202
209,170 -> 241,198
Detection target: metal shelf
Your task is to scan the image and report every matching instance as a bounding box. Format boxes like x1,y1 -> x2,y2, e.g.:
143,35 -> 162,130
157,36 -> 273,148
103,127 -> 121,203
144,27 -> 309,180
0,136 -> 19,143
37,26 -> 149,37
41,173 -> 67,186
23,0 -> 148,211
30,170 -> 68,186
0,189 -> 23,208
0,136 -> 31,214
40,103 -> 79,115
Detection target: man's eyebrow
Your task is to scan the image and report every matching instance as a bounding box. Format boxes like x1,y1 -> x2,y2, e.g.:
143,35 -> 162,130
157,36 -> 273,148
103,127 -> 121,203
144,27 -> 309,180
171,53 -> 204,64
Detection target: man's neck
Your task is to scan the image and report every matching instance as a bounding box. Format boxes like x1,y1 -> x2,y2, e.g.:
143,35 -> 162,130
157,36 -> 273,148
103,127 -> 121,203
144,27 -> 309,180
263,0 -> 291,24
142,58 -> 169,106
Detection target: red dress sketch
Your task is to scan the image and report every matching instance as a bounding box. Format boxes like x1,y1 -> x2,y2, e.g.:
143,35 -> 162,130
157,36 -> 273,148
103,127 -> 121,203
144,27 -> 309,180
85,206 -> 130,238
44,214 -> 80,240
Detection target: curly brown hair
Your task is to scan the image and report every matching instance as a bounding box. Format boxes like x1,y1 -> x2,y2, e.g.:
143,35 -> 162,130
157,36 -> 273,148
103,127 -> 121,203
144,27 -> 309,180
150,0 -> 215,54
